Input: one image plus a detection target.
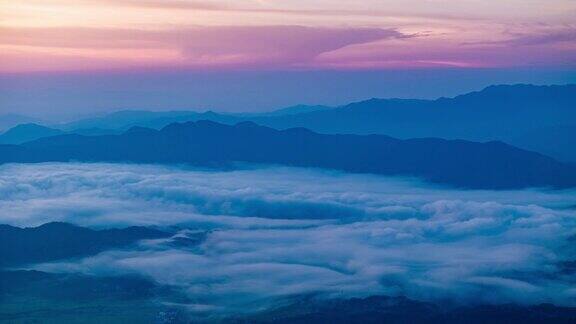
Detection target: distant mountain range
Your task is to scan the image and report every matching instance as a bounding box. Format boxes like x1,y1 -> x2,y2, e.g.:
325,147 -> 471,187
0,123 -> 123,145
0,123 -> 65,145
237,84 -> 575,162
55,104 -> 332,131
240,104 -> 332,117
2,84 -> 574,162
52,85 -> 574,139
0,114 -> 39,132
2,120 -> 575,189
259,84 -> 576,139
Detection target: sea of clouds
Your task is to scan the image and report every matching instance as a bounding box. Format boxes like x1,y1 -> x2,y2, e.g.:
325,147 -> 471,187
1,162 -> 575,315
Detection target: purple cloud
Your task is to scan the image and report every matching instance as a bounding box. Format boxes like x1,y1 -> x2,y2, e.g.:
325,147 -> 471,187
0,25 -> 403,68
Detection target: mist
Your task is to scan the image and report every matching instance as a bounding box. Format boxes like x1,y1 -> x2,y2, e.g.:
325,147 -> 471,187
1,162 -> 575,316
2,69 -> 575,120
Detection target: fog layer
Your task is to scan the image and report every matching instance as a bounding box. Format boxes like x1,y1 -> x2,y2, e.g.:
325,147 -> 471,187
1,163 -> 575,314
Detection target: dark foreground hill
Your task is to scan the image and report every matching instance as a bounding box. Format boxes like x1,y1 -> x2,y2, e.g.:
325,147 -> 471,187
0,269 -> 185,323
3,272 -> 575,324
1,120 -> 576,189
0,222 -> 169,268
231,295 -> 576,324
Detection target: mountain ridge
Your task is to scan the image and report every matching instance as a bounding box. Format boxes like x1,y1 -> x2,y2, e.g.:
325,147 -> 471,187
3,84 -> 575,162
2,120 -> 575,189
0,123 -> 64,145
0,222 -> 170,268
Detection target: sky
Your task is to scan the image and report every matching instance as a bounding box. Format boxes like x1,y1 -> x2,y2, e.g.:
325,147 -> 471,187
0,0 -> 575,117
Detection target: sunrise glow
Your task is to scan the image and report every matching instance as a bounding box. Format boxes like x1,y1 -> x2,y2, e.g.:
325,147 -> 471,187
1,0 -> 575,73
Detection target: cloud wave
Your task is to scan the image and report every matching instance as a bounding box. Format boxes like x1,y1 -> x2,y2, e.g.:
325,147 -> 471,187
1,162 -> 575,316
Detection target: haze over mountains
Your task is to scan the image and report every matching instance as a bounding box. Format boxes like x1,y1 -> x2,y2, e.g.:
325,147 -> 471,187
0,114 -> 38,132
1,120 -> 575,190
2,84 -> 575,162
0,123 -> 65,145
1,84 -> 575,190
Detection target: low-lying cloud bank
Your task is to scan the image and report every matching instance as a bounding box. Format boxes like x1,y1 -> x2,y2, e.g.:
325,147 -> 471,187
1,163 -> 575,315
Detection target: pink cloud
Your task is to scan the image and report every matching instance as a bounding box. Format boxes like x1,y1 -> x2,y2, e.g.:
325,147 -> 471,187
0,25 -> 403,72
496,28 -> 576,46
177,26 -> 405,66
89,0 -> 475,20
1,24 -> 574,72
313,29 -> 576,69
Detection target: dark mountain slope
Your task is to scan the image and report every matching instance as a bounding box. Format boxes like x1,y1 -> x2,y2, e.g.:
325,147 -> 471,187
2,120 -> 575,189
248,84 -> 576,140
232,295 -> 576,324
55,85 -> 576,161
0,270 -> 157,301
0,222 -> 170,268
508,125 -> 576,163
0,269 -> 184,323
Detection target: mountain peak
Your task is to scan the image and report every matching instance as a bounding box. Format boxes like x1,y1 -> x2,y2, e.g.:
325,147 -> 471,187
6,123 -> 47,130
456,83 -> 576,100
0,123 -> 64,145
267,105 -> 332,116
125,126 -> 156,134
